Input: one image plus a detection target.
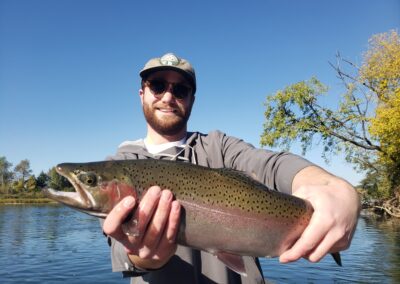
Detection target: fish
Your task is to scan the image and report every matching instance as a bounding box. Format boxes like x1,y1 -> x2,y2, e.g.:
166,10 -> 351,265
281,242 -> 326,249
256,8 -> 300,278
43,159 -> 342,276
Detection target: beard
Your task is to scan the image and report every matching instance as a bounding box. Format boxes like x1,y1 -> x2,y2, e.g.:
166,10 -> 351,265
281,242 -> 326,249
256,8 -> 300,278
142,100 -> 193,136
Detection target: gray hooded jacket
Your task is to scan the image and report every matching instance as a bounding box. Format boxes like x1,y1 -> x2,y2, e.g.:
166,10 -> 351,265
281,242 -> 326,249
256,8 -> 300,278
104,130 -> 314,284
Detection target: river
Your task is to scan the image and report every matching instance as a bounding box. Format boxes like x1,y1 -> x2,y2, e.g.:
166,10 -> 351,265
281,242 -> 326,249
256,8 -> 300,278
0,204 -> 399,283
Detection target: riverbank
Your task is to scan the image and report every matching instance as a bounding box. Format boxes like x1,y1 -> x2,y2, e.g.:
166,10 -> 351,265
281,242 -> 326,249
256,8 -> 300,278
0,192 -> 54,204
0,198 -> 54,204
362,192 -> 400,218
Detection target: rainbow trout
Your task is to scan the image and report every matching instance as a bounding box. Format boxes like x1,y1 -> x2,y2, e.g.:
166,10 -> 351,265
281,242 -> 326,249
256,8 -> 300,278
43,159 -> 341,275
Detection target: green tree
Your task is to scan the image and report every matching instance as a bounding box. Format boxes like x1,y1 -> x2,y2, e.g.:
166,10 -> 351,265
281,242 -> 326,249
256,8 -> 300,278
14,159 -> 33,185
260,76 -> 378,170
12,179 -> 25,193
0,156 -> 14,193
48,167 -> 71,190
36,171 -> 50,189
261,30 -> 400,198
25,175 -> 37,191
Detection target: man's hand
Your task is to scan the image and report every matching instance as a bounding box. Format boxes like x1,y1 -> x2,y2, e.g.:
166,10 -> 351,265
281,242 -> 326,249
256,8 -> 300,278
102,186 -> 181,270
279,166 -> 360,264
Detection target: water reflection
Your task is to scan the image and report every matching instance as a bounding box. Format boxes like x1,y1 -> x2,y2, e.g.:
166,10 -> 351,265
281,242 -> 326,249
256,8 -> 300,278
363,215 -> 400,283
258,215 -> 400,283
0,204 -> 128,284
0,205 -> 399,283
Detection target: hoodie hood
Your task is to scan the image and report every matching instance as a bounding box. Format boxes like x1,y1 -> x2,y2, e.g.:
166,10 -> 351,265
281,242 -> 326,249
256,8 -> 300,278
107,132 -> 202,165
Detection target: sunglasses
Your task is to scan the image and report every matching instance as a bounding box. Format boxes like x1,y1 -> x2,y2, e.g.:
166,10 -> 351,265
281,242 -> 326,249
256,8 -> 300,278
145,79 -> 193,100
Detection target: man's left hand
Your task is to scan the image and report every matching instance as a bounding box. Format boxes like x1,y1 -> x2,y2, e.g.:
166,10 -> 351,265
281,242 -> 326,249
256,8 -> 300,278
279,166 -> 360,264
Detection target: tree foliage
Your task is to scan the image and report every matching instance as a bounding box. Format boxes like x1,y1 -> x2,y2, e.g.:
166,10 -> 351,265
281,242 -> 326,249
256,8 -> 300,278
260,77 -> 377,168
25,175 -> 37,191
36,171 -> 50,188
0,157 -> 54,194
0,156 -> 14,193
48,167 -> 71,191
365,31 -> 400,193
359,30 -> 400,102
14,159 -> 32,183
261,30 -> 400,198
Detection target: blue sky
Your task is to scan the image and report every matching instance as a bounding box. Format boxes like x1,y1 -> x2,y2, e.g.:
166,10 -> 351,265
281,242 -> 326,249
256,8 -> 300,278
1,0 -> 399,185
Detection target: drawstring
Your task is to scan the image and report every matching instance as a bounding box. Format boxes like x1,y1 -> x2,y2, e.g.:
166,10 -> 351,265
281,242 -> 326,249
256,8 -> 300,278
152,146 -> 187,161
185,144 -> 197,165
152,144 -> 198,165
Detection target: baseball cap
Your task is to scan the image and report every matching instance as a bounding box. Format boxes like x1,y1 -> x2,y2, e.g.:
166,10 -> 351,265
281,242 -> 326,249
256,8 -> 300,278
140,53 -> 196,94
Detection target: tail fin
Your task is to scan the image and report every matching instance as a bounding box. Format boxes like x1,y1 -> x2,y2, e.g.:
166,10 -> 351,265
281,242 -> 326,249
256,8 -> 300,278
331,252 -> 342,266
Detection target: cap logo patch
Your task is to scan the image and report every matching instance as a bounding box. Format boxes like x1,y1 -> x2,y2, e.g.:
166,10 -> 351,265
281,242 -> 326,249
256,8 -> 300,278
160,53 -> 180,66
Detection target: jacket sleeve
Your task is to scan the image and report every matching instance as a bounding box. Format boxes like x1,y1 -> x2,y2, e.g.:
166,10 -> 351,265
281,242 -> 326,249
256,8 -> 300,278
216,131 -> 315,194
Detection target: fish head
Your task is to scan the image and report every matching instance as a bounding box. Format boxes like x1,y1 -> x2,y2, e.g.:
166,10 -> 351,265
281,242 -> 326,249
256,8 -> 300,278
43,162 -> 137,218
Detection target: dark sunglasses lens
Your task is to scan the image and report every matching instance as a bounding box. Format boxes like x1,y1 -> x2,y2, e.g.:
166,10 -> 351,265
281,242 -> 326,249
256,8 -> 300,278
173,84 -> 191,99
148,80 -> 166,94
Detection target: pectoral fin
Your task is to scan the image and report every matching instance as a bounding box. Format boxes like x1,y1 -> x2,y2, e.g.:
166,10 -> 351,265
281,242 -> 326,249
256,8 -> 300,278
216,252 -> 247,276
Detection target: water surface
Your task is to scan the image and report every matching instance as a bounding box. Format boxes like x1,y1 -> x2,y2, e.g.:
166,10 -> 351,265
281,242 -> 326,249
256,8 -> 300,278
0,204 -> 128,283
0,205 -> 399,283
260,212 -> 400,283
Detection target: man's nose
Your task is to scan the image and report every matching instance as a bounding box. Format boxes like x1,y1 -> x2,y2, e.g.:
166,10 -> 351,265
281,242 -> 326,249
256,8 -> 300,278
161,86 -> 175,102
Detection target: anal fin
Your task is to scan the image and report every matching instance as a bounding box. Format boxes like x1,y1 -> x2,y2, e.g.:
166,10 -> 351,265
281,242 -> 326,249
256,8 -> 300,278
216,251 -> 247,276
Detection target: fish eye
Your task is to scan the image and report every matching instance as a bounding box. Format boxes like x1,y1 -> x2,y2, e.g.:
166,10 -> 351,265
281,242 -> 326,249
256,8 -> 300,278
78,172 -> 97,186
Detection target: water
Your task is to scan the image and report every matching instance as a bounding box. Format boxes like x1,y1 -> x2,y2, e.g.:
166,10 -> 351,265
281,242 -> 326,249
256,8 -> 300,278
0,205 -> 399,284
260,212 -> 400,283
0,204 -> 129,284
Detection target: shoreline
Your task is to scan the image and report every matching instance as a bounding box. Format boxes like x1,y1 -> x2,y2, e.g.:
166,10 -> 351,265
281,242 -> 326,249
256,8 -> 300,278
0,198 -> 56,205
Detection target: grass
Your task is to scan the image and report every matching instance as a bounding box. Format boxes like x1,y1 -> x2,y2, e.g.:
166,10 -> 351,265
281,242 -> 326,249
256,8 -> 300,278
0,198 -> 54,204
0,191 -> 55,204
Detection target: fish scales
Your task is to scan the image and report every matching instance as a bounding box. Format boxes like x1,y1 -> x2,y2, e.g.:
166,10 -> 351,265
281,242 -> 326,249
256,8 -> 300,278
117,159 -> 310,220
44,159 -> 341,274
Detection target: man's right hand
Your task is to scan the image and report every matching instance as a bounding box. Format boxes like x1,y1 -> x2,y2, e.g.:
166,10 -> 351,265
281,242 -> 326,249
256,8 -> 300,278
102,186 -> 181,270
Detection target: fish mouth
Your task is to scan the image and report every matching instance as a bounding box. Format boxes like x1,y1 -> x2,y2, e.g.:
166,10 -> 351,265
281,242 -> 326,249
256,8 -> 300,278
42,165 -> 103,218
43,188 -> 106,218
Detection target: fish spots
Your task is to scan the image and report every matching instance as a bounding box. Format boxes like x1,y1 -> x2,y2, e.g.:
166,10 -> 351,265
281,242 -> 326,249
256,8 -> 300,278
68,159 -> 312,224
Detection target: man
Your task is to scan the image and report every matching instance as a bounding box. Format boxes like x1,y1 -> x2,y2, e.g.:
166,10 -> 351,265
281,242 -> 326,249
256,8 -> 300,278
102,53 -> 360,284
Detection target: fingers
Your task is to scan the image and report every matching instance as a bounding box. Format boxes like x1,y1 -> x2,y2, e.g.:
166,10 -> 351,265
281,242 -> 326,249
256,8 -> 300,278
133,186 -> 162,242
138,191 -> 181,260
281,223 -> 351,264
279,212 -> 329,263
280,183 -> 359,264
103,185 -> 181,266
140,190 -> 173,258
102,195 -> 137,242
154,200 -> 181,260
307,229 -> 343,263
166,201 -> 181,241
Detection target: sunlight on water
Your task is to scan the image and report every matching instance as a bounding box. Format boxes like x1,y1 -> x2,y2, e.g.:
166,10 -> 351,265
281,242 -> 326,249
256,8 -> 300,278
0,205 -> 399,283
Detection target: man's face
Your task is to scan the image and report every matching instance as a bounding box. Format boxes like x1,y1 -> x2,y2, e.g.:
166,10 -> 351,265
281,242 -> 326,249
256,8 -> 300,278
140,70 -> 195,136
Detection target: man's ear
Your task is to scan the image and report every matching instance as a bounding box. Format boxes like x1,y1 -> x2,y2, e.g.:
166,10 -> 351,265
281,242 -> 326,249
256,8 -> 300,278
139,89 -> 144,105
191,94 -> 196,106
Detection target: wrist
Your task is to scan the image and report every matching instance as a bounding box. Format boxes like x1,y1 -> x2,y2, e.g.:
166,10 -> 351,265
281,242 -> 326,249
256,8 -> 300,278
292,166 -> 341,193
